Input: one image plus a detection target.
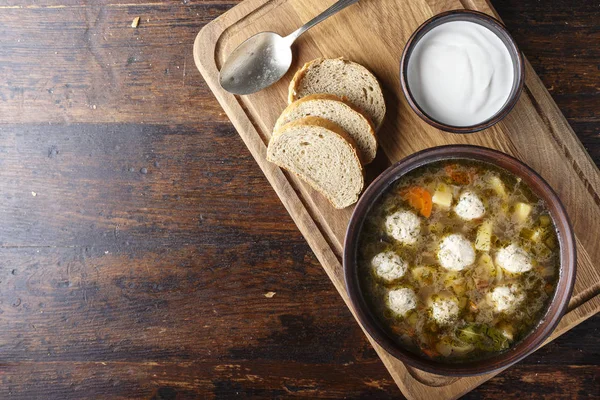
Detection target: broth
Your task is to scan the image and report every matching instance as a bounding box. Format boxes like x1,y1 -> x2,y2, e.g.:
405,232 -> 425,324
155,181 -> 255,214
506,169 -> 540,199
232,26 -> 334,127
358,159 -> 560,362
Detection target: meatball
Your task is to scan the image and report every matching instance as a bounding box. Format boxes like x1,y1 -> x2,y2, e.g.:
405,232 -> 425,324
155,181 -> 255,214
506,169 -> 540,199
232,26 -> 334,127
431,298 -> 459,325
371,251 -> 408,282
495,244 -> 533,273
388,288 -> 417,316
454,191 -> 485,220
437,234 -> 476,271
385,210 -> 421,245
487,285 -> 525,313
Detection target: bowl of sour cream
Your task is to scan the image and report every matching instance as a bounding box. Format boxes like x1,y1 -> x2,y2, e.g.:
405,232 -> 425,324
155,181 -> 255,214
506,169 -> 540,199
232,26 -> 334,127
400,10 -> 524,133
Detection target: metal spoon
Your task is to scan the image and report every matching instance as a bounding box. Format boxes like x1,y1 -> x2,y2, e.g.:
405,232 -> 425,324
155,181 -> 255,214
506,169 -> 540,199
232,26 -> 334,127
219,0 -> 359,95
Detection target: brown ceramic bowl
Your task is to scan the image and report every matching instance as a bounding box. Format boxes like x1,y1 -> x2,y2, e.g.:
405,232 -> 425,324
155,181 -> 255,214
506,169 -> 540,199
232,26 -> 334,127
400,10 -> 525,133
344,145 -> 576,376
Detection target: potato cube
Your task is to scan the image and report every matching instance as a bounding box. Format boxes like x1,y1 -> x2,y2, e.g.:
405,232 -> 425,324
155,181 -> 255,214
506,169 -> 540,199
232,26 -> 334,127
513,202 -> 532,223
490,176 -> 507,198
432,184 -> 453,208
539,215 -> 551,227
530,227 -> 546,242
475,220 -> 493,251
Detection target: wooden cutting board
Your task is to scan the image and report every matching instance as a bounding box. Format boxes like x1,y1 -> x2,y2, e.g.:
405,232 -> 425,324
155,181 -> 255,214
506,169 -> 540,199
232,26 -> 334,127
193,0 -> 600,397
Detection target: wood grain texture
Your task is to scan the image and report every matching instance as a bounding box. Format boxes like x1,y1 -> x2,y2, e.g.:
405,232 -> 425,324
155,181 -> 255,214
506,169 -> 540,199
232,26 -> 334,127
0,0 -> 598,398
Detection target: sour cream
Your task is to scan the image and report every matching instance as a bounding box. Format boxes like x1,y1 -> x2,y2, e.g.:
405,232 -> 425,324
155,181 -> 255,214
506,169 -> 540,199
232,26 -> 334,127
407,21 -> 514,126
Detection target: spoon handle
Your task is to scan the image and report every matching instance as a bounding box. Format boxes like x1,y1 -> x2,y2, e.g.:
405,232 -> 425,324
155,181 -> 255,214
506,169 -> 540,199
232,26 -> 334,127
285,0 -> 359,44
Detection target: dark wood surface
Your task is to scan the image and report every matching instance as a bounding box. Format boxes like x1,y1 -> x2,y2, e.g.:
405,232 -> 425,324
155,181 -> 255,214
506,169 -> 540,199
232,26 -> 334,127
0,0 -> 597,398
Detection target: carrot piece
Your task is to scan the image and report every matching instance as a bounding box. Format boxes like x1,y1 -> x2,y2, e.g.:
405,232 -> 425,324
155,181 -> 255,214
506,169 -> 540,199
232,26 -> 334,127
445,164 -> 474,185
400,186 -> 433,217
422,347 -> 440,358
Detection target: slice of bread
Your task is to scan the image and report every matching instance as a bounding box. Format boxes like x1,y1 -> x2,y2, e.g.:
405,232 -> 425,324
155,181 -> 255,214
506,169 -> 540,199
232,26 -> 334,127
274,94 -> 377,165
267,116 -> 364,209
288,58 -> 386,131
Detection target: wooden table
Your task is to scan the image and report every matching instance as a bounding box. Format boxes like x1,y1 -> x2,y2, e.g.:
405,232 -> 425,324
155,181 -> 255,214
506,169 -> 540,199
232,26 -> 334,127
0,0 -> 597,398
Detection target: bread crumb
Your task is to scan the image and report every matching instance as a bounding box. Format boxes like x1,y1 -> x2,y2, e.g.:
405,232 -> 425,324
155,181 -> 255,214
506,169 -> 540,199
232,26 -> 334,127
31,191 -> 37,197
264,292 -> 276,298
131,17 -> 140,28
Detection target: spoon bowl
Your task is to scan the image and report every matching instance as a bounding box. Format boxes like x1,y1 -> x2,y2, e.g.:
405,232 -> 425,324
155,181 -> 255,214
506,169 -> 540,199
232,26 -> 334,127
218,0 -> 359,95
219,32 -> 292,95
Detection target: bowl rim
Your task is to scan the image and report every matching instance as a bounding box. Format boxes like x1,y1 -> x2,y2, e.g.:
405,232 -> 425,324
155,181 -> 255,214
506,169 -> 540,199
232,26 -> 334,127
343,145 -> 576,376
399,10 -> 525,133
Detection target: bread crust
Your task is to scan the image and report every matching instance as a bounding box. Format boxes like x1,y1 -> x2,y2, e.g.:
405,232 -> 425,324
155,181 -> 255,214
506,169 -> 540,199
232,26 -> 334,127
274,94 -> 377,164
287,58 -> 325,104
267,116 -> 365,208
287,57 -> 386,130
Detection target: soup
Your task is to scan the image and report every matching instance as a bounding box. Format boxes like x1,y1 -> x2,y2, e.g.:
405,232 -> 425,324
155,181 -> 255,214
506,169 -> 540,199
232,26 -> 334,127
358,159 -> 560,362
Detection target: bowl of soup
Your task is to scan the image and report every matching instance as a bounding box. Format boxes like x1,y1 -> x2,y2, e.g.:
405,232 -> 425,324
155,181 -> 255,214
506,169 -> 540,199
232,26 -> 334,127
344,146 -> 576,376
